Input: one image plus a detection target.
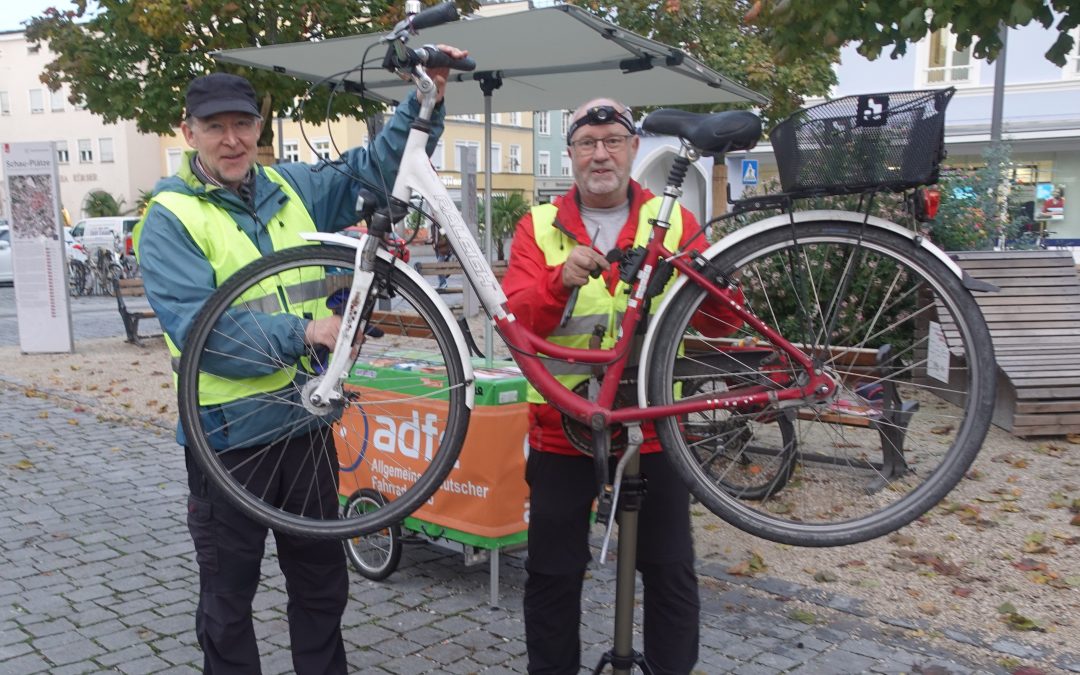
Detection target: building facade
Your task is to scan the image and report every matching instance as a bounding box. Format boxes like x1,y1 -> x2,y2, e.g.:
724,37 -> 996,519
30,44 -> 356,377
0,31 -> 161,223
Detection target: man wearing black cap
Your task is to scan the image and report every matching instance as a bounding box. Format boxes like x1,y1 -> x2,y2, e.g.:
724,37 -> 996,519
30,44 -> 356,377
501,98 -> 744,674
134,48 -> 464,674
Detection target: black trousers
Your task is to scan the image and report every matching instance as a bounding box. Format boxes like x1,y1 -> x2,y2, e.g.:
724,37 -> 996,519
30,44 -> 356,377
185,431 -> 348,675
523,450 -> 700,675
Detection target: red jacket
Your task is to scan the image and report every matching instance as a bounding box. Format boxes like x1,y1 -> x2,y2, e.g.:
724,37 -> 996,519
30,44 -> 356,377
503,181 -> 744,455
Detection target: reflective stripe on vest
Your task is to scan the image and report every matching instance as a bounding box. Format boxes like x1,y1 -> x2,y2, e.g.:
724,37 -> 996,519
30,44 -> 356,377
526,198 -> 682,404
135,167 -> 326,406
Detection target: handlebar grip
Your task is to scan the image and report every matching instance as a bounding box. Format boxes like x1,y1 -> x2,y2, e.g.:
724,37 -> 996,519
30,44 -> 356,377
418,45 -> 477,71
408,2 -> 459,31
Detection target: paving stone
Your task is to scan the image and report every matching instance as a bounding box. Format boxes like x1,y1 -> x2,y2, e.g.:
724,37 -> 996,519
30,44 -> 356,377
0,374 -> 1069,675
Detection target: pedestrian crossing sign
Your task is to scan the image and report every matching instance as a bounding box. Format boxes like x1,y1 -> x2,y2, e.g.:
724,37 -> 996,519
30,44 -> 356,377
741,159 -> 758,186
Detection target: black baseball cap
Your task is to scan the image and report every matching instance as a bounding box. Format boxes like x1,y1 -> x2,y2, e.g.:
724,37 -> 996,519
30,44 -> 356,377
185,73 -> 261,119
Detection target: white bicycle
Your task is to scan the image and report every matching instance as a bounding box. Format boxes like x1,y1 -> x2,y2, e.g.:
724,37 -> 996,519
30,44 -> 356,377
178,3 -> 995,547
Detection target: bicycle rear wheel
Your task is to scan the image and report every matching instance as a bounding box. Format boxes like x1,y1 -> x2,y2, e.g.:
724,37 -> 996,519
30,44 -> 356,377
179,244 -> 470,539
648,221 -> 995,546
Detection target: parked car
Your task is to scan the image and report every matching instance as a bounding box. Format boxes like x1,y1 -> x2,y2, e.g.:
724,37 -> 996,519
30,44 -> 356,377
0,227 -> 11,284
70,216 -> 140,254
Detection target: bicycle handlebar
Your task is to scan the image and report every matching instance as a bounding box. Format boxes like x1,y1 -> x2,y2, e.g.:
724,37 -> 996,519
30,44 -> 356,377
415,44 -> 476,72
400,1 -> 459,33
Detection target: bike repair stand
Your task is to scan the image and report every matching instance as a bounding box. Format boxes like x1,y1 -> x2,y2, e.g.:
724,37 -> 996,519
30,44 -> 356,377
592,423 -> 654,675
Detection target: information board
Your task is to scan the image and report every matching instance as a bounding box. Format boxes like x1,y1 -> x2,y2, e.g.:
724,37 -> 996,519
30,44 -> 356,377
1,142 -> 74,353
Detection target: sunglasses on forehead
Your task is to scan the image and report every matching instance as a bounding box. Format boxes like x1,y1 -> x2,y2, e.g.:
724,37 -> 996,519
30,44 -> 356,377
566,105 -> 636,144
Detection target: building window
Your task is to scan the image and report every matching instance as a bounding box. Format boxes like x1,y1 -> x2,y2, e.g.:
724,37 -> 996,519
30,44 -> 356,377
489,143 -> 502,173
455,140 -> 482,171
78,139 -> 93,163
508,111 -> 521,126
561,110 -> 571,138
166,148 -> 183,175
431,140 -> 445,171
99,138 -> 114,163
50,89 -> 64,112
560,150 -> 571,177
924,29 -> 973,84
538,151 -> 550,177
312,139 -> 331,162
56,141 -> 69,164
29,88 -> 44,114
537,111 -> 549,136
282,140 -> 300,163
0,91 -> 9,115
509,145 -> 522,173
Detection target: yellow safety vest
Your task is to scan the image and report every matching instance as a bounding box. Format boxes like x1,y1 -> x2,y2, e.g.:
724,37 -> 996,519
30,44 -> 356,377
134,168 -> 329,405
526,197 -> 682,404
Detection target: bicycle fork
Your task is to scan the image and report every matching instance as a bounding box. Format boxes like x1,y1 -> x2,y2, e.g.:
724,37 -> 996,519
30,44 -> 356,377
305,235 -> 379,410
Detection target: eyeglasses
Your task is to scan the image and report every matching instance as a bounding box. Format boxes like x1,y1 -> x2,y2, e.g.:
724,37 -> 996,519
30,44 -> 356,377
194,117 -> 261,140
568,135 -> 633,155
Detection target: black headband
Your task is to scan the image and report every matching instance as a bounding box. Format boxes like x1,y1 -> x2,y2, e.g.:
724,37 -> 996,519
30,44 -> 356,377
566,105 -> 635,144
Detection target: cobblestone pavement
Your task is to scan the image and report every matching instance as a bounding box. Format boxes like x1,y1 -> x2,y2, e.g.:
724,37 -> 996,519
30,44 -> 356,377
7,384 -> 1079,674
2,288 -> 1078,674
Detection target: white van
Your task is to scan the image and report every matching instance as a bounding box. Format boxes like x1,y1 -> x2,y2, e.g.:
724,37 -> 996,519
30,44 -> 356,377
71,217 -> 140,254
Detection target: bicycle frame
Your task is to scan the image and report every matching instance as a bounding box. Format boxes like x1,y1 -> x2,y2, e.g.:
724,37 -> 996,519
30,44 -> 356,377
301,76 -> 840,432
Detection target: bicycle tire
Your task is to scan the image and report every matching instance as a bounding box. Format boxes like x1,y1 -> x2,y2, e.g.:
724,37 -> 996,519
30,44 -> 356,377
68,261 -> 90,296
179,244 -> 470,539
648,221 -> 995,546
343,488 -> 402,581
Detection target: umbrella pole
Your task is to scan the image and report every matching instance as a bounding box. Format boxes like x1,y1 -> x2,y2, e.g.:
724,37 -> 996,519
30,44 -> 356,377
478,74 -> 502,367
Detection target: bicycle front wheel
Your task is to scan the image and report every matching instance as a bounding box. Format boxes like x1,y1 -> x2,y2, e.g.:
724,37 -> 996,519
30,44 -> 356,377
649,221 -> 995,546
179,245 -> 470,538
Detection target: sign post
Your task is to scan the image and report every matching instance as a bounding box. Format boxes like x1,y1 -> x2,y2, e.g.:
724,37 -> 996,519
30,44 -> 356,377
2,142 -> 74,353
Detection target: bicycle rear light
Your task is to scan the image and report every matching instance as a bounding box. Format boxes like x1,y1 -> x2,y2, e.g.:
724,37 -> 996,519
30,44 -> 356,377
914,187 -> 940,222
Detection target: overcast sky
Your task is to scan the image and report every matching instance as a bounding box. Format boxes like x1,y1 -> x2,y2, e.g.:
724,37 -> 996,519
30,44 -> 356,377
0,1 -> 94,32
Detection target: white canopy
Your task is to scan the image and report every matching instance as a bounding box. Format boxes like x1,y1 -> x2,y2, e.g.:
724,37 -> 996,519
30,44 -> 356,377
212,4 -> 767,113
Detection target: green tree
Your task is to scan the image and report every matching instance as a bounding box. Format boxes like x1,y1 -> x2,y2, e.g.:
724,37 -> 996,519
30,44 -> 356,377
930,143 -> 1014,252
580,0 -> 839,126
25,1 -> 474,154
478,192 -> 530,260
747,0 -> 1078,67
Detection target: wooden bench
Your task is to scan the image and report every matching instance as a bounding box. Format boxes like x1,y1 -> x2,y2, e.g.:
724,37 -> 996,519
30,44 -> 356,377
114,277 -> 161,346
412,259 -> 508,295
949,250 -> 1080,437
372,259 -> 509,357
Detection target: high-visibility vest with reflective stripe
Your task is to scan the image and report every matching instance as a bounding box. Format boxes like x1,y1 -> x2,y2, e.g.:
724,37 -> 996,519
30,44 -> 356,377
526,198 -> 682,404
134,168 -> 328,406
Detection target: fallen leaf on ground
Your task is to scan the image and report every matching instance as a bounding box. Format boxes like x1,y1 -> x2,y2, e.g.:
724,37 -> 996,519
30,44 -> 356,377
917,601 -> 939,615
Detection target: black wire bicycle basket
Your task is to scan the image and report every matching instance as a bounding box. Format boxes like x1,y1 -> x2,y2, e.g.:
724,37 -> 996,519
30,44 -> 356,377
770,88 -> 955,196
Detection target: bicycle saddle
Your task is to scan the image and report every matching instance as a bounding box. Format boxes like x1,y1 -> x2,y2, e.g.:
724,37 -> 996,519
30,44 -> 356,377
642,109 -> 761,155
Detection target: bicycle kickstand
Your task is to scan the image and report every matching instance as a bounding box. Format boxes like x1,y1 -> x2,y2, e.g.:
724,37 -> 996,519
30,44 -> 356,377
866,344 -> 920,494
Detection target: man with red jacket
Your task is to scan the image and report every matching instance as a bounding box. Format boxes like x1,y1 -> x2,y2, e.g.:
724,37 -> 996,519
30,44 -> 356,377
503,99 -> 744,674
